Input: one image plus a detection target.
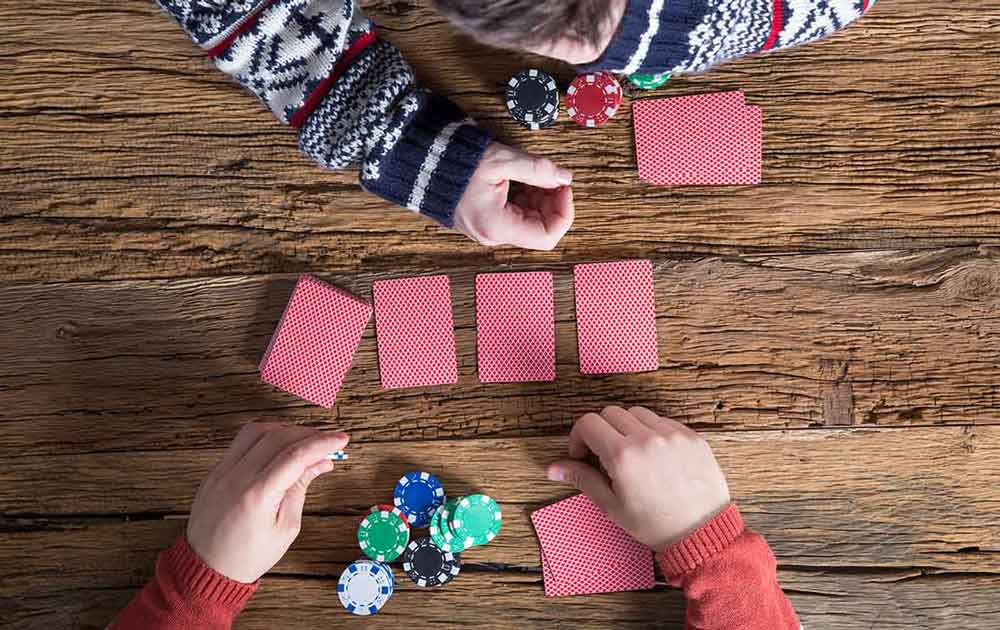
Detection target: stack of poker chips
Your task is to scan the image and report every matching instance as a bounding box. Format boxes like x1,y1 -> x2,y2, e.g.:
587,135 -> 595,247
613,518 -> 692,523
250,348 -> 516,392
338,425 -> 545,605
339,470 -> 503,616
566,72 -> 623,128
505,69 -> 560,130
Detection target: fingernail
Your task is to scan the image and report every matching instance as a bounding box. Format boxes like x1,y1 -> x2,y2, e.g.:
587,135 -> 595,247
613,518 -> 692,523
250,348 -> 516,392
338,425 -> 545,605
556,168 -> 573,186
547,466 -> 564,482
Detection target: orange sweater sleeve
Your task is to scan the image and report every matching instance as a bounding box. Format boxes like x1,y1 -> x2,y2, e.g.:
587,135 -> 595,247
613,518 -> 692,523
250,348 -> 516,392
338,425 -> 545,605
109,536 -> 257,630
657,504 -> 800,630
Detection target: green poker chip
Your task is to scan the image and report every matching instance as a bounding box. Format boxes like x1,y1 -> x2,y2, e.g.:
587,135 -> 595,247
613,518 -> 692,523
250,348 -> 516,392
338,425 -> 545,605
450,494 -> 502,548
430,499 -> 465,553
357,509 -> 410,562
627,72 -> 671,90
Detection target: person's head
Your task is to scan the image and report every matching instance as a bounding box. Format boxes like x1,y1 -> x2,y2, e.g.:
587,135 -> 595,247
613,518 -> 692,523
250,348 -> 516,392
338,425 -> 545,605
433,0 -> 627,65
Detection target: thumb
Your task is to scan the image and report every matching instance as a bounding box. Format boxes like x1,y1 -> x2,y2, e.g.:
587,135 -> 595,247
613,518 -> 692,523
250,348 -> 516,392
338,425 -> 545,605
278,459 -> 333,532
547,460 -> 619,512
493,147 -> 573,189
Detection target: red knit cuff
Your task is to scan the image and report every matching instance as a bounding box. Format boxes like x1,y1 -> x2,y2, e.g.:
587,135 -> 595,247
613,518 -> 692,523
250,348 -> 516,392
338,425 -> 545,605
161,536 -> 258,609
656,503 -> 746,579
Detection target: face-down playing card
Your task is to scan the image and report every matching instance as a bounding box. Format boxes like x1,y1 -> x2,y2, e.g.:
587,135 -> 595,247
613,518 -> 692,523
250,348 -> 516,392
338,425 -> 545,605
634,91 -> 762,186
531,494 -> 655,597
573,260 -> 659,374
259,273 -> 372,408
476,271 -> 556,383
372,275 -> 458,389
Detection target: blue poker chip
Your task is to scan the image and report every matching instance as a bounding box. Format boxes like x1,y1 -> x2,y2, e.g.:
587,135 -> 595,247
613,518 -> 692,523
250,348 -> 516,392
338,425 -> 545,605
327,450 -> 348,461
393,471 -> 446,527
337,559 -> 394,616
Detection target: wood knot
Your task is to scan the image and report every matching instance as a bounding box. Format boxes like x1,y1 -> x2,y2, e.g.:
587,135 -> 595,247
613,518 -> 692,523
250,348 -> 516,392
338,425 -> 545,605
942,261 -> 1000,302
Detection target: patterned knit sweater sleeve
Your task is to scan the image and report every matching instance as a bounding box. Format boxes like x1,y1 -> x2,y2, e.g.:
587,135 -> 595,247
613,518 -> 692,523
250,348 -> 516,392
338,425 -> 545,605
153,0 -> 491,227
581,0 -> 879,75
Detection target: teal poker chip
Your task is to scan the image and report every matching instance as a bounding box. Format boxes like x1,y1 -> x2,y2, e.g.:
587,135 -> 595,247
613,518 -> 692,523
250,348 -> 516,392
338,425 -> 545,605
627,72 -> 671,90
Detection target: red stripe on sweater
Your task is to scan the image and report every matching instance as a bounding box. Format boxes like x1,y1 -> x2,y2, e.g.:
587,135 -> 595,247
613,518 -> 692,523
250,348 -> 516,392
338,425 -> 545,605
762,0 -> 784,51
289,31 -> 377,128
207,0 -> 275,58
862,0 -> 871,11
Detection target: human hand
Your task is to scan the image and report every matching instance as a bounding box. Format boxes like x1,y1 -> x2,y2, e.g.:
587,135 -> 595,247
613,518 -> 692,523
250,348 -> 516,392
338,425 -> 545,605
186,423 -> 349,583
547,406 -> 730,551
454,141 -> 574,250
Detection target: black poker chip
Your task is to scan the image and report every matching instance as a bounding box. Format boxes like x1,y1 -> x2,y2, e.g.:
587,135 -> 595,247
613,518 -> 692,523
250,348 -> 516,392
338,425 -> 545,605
505,69 -> 560,130
401,536 -> 461,587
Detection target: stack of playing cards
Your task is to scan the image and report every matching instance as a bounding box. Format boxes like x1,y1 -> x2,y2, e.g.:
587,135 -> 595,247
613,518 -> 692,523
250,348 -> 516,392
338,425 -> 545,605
531,494 -> 656,597
634,91 -> 762,186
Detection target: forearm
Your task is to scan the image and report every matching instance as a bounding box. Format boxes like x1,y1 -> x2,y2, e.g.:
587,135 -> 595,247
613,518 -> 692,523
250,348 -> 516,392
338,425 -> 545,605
582,0 -> 877,75
109,537 -> 257,630
153,0 -> 489,226
658,504 -> 799,630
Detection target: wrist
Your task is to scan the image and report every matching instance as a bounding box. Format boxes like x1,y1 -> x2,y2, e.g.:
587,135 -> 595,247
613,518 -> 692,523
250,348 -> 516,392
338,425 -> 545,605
163,536 -> 259,605
656,503 -> 745,579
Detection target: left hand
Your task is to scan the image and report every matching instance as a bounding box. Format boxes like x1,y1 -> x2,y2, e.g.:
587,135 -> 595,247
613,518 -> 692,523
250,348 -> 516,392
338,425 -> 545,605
186,423 -> 349,583
454,141 -> 575,251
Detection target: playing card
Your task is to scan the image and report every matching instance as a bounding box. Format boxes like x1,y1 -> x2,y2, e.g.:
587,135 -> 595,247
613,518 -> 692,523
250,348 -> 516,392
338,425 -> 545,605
573,260 -> 659,374
532,494 -> 655,597
372,275 -> 458,389
258,274 -> 372,408
476,272 -> 556,383
634,91 -> 762,185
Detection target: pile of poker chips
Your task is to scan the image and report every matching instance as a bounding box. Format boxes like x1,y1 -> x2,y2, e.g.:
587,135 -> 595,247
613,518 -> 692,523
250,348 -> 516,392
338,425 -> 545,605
505,69 -> 560,130
504,69 -> 634,129
338,470 -> 503,616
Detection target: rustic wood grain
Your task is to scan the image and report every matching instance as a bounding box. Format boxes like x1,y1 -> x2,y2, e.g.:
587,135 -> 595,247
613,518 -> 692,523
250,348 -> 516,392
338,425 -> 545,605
5,570 -> 1000,630
2,249 -> 998,458
2,1 -> 999,282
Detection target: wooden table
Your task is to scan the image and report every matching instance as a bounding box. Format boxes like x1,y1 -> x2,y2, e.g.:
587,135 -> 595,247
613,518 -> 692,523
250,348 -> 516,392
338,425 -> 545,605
2,1 -> 999,628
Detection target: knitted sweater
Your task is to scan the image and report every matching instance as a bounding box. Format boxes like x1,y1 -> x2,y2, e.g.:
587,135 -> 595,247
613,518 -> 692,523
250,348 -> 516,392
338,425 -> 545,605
152,0 -> 876,228
582,0 -> 878,75
152,0 -> 491,228
109,503 -> 799,629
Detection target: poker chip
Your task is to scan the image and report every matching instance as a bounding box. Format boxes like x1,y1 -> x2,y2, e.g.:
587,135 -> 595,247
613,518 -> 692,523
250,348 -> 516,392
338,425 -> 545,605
327,450 -> 348,461
337,560 -> 394,616
566,72 -> 622,127
357,509 -> 410,562
402,536 -> 461,587
369,503 -> 410,530
450,494 -> 502,547
393,471 -> 446,527
506,69 -> 559,130
429,498 -> 465,553
627,72 -> 671,90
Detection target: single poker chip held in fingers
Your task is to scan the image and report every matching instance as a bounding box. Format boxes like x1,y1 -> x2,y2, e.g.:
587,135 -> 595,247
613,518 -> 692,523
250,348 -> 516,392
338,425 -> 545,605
506,68 -> 560,130
393,471 -> 446,527
337,559 -> 394,616
566,72 -> 623,127
451,493 -> 502,548
357,508 -> 410,562
402,536 -> 462,587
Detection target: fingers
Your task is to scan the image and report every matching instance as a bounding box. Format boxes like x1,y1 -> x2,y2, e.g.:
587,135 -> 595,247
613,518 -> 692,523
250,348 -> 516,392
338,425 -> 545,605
277,459 -> 334,533
502,186 -> 574,251
627,406 -> 696,437
257,431 -> 349,498
232,424 -> 318,478
568,412 -> 624,461
488,144 -> 572,189
213,422 -> 279,477
547,460 -> 619,512
599,406 -> 649,435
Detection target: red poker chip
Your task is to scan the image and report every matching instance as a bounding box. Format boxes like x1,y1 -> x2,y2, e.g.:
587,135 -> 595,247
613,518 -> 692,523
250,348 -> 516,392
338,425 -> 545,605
566,72 -> 622,127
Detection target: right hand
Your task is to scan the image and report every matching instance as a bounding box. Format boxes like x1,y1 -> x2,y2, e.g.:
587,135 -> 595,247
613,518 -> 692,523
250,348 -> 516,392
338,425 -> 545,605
186,423 -> 349,583
547,406 -> 731,552
454,141 -> 574,251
